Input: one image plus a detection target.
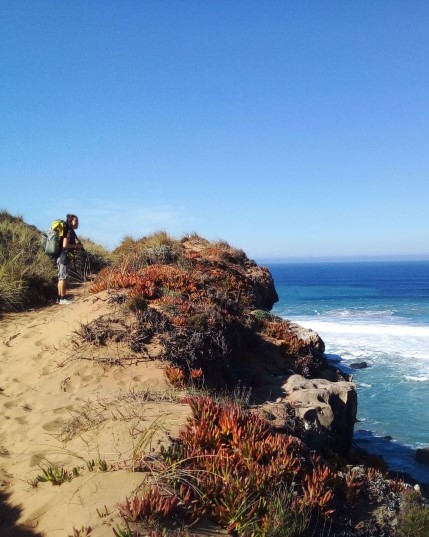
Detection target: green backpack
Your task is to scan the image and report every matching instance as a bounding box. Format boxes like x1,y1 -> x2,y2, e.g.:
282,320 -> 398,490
41,220 -> 67,257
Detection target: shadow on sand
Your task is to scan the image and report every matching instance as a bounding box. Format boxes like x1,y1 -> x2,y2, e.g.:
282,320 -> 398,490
0,489 -> 42,537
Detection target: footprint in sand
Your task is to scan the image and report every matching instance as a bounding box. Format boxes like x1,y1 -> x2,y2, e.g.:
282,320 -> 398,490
0,446 -> 10,457
82,374 -> 95,382
113,369 -> 126,380
29,452 -> 46,467
52,405 -> 73,415
42,417 -> 66,432
3,401 -> 31,412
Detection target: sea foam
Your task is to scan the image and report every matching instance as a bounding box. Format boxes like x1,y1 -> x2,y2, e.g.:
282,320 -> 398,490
293,319 -> 429,338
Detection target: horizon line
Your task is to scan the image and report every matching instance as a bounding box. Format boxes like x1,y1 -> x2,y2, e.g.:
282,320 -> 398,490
256,254 -> 429,264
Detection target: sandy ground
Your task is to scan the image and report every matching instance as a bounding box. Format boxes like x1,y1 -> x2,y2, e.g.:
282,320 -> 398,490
0,286 -> 217,536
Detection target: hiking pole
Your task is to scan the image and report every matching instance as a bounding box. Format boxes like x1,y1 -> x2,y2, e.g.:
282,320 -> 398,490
82,251 -> 92,282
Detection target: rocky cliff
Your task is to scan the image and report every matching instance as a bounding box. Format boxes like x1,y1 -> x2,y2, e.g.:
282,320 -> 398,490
89,233 -> 357,457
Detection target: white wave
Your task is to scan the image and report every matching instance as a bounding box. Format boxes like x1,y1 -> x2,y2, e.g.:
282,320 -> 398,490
327,309 -> 397,319
293,319 -> 429,338
287,318 -> 429,361
283,315 -> 429,376
358,383 -> 372,388
340,350 -> 374,359
404,376 -> 429,382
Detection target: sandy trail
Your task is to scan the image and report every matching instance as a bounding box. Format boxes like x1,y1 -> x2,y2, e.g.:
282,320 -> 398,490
0,287 -> 197,536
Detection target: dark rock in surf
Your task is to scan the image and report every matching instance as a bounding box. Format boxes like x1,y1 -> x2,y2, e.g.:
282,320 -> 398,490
350,361 -> 368,369
416,448 -> 429,465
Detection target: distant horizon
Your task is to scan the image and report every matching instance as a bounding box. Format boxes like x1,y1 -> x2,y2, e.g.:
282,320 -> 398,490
4,206 -> 429,265
257,254 -> 429,264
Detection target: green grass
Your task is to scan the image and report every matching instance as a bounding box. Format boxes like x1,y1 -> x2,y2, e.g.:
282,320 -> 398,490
398,490 -> 429,537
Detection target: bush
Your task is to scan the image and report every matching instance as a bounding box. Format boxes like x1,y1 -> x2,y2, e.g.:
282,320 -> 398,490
398,490 -> 429,537
112,231 -> 181,271
0,211 -> 111,312
0,211 -> 57,311
159,396 -> 335,535
77,236 -> 112,274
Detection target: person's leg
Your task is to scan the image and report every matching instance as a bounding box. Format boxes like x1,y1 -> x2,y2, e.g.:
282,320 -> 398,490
57,259 -> 69,302
58,278 -> 67,297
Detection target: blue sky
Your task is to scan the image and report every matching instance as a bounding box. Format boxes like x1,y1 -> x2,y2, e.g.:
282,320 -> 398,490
2,1 -> 429,261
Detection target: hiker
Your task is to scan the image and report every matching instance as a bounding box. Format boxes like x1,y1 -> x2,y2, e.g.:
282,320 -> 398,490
57,214 -> 83,304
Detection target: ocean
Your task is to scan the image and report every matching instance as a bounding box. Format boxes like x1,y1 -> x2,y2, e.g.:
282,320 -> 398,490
267,261 -> 429,484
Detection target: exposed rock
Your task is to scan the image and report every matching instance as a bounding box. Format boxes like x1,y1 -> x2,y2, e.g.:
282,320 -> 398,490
181,235 -> 279,310
319,365 -> 352,382
416,448 -> 429,465
246,264 -> 279,310
350,361 -> 368,369
93,233 -> 358,459
287,321 -> 325,354
278,374 -> 357,456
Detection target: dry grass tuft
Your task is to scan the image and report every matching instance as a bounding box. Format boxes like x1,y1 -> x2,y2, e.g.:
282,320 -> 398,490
0,211 -> 111,312
0,211 -> 57,311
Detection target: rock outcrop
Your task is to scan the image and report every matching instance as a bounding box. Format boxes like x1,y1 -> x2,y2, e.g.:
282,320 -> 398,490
90,233 -> 357,456
281,374 -> 357,456
416,448 -> 429,465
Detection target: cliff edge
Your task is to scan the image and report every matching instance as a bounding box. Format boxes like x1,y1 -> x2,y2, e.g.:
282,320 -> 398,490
90,234 -> 357,457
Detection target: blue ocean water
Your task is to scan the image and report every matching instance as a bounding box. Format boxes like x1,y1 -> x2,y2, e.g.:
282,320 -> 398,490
267,261 -> 429,484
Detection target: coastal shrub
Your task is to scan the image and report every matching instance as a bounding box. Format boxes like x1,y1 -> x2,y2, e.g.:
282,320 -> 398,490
164,366 -> 185,388
0,211 -> 57,311
160,326 -> 230,374
164,366 -> 204,389
75,307 -> 171,354
111,231 -> 182,272
118,486 -> 179,524
75,315 -> 129,346
263,320 -> 301,351
157,396 -> 336,534
261,319 -> 326,377
195,239 -> 248,265
294,350 -> 326,378
73,235 -> 112,276
125,296 -> 148,312
90,264 -> 200,300
86,457 -> 108,472
398,490 -> 429,537
253,309 -> 276,322
258,486 -> 311,537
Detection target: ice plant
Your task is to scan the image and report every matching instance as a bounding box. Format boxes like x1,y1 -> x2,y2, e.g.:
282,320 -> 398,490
160,396 -> 336,532
118,486 -> 178,523
164,366 -> 185,387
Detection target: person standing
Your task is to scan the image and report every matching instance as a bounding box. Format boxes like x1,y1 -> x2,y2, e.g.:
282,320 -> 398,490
57,214 -> 83,304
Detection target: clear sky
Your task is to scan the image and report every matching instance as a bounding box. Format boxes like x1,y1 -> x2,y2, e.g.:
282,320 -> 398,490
2,1 -> 429,261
